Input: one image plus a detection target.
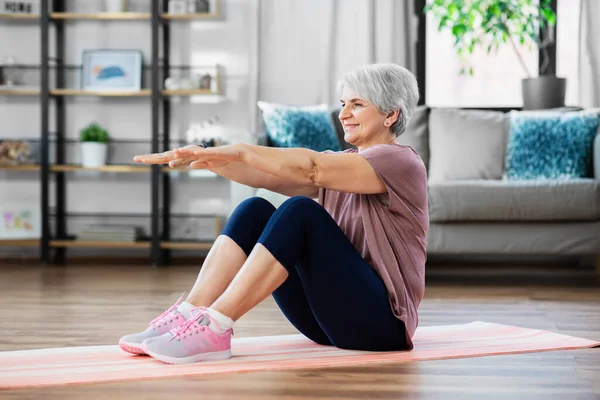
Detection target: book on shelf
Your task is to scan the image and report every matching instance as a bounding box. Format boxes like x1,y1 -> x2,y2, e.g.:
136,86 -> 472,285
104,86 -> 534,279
76,224 -> 143,242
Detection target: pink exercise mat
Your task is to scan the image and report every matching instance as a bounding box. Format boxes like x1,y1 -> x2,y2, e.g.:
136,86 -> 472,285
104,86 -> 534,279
1,321 -> 598,389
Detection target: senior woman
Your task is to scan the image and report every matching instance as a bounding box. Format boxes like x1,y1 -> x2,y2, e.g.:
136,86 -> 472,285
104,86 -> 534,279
121,63 -> 428,365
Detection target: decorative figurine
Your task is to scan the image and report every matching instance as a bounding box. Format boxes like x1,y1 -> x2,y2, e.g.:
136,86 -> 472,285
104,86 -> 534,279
199,73 -> 212,90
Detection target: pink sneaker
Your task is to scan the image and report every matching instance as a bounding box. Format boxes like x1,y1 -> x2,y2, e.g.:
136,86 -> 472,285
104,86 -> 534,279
119,293 -> 188,355
142,307 -> 232,364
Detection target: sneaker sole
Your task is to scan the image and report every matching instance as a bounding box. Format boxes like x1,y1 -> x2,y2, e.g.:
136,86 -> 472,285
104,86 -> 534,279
144,348 -> 232,365
119,339 -> 147,355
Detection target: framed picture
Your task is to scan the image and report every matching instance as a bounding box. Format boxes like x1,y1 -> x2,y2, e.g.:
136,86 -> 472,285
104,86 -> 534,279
1,1 -> 40,15
0,203 -> 40,239
81,49 -> 143,92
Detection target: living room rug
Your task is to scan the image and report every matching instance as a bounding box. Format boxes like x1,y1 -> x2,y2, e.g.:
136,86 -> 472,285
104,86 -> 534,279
1,321 -> 598,389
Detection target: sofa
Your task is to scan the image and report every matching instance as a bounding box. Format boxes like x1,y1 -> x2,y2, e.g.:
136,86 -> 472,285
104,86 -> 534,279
253,105 -> 600,270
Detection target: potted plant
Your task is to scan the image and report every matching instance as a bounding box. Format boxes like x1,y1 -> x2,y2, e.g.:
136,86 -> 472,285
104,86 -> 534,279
424,0 -> 563,110
80,123 -> 110,168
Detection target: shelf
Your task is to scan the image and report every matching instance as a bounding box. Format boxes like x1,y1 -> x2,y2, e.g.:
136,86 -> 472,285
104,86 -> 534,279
0,13 -> 38,20
0,239 -> 213,249
162,89 -> 219,96
51,165 -> 150,173
0,165 -> 40,171
160,241 -> 214,250
0,89 -> 40,96
50,12 -> 151,20
161,13 -> 219,20
50,212 -> 150,218
1,165 -> 153,173
47,89 -> 221,97
1,165 -> 218,174
50,89 -> 151,97
0,239 -> 39,247
48,12 -> 220,21
50,240 -> 150,249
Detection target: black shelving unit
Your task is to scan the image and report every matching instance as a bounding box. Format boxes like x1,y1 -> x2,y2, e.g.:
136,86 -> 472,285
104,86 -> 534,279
0,0 -> 223,266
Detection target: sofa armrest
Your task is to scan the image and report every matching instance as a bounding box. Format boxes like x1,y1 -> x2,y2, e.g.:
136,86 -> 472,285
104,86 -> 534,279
594,132 -> 600,179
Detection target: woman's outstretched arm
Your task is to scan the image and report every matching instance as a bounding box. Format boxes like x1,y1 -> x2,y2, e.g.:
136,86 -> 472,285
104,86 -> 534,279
134,146 -> 318,198
180,143 -> 387,195
206,161 -> 319,198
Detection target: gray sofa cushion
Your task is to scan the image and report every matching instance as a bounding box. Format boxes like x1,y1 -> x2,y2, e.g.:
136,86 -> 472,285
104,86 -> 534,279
428,109 -> 509,182
429,179 -> 600,222
397,105 -> 430,170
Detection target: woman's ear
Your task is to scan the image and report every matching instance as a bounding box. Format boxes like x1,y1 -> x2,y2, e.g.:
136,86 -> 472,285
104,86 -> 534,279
386,109 -> 400,126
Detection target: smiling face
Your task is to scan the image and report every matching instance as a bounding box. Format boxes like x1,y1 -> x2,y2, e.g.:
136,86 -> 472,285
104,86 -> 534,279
338,86 -> 397,151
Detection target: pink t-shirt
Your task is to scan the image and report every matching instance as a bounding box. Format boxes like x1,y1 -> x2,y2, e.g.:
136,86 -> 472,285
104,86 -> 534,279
318,143 -> 429,348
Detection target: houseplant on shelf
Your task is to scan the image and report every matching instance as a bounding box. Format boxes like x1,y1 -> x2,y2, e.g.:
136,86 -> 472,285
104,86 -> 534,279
424,0 -> 562,110
80,123 -> 110,168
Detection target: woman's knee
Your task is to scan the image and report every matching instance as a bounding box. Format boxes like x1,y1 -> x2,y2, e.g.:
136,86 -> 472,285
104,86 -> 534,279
279,196 -> 322,215
221,197 -> 277,254
232,196 -> 277,220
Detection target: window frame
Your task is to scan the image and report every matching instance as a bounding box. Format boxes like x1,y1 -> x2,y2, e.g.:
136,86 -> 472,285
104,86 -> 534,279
415,0 -> 558,108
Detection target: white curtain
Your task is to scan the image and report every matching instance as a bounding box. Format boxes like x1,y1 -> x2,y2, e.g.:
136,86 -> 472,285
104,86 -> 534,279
252,0 -> 417,130
579,0 -> 600,108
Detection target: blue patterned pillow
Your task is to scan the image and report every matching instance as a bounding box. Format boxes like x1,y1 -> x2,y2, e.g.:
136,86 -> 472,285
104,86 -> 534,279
505,110 -> 600,180
257,101 -> 341,152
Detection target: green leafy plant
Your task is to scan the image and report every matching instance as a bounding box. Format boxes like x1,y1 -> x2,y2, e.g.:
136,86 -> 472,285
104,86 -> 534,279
423,0 -> 556,77
80,123 -> 110,143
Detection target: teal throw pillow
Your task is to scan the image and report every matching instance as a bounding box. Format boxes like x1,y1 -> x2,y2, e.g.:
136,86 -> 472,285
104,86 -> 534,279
505,110 -> 600,180
257,101 -> 341,152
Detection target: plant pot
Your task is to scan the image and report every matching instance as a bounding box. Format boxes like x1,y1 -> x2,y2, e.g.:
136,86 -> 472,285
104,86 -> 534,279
521,76 -> 567,110
105,0 -> 127,13
81,142 -> 108,168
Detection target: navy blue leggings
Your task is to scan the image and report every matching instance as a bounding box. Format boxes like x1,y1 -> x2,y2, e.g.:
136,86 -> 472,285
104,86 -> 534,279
221,196 -> 408,352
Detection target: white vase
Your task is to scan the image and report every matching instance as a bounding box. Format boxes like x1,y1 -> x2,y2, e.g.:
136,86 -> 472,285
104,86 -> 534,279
81,142 -> 108,168
105,0 -> 126,13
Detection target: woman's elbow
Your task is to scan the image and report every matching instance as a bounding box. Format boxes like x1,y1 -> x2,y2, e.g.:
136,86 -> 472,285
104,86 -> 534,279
304,164 -> 325,188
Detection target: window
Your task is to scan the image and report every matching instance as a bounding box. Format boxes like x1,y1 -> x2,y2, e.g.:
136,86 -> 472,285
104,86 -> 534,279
556,0 -> 580,106
425,9 -> 539,107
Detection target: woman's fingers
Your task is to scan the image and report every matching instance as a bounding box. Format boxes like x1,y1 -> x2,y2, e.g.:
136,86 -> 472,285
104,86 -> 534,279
174,147 -> 202,156
134,145 -> 229,167
134,145 -> 203,164
133,151 -> 175,164
190,160 -> 210,169
169,158 -> 195,168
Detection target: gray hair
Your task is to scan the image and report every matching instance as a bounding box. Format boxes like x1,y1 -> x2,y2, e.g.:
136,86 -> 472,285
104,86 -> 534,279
337,63 -> 420,137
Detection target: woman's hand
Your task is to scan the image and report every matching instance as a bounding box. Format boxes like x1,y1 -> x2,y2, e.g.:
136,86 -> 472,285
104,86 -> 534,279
134,144 -> 244,170
174,144 -> 244,170
133,145 -> 201,165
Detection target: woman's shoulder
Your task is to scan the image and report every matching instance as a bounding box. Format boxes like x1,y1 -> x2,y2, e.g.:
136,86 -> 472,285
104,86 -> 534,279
361,143 -> 426,172
361,143 -> 419,158
321,149 -> 357,155
327,143 -> 421,164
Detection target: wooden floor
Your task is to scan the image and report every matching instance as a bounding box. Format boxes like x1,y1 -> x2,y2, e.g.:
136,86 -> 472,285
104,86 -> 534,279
0,260 -> 599,399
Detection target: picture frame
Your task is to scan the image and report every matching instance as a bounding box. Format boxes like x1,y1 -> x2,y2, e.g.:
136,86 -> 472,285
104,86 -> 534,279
0,0 -> 40,15
0,203 -> 41,239
81,49 -> 143,92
